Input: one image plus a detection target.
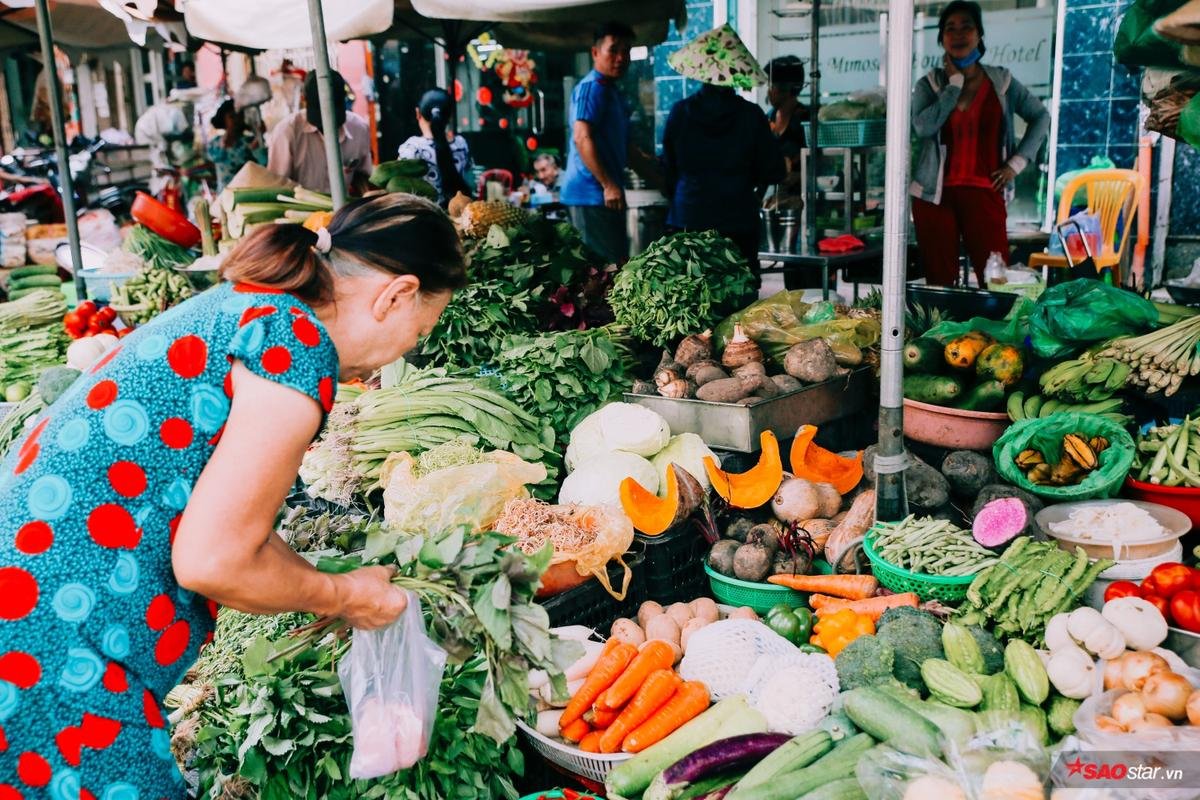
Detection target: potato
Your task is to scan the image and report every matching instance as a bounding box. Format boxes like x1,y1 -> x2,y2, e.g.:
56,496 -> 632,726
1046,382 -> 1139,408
610,617 -> 645,646
666,602 -> 693,628
638,601 -> 665,630
680,617 -> 708,652
644,614 -> 681,647
688,597 -> 719,624
729,606 -> 759,621
643,637 -> 683,665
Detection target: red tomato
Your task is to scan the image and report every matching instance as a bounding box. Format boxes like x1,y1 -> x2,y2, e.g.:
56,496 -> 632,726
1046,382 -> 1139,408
1169,590 -> 1200,633
94,306 -> 118,325
1143,563 -> 1197,598
75,300 -> 98,319
1141,592 -> 1171,622
1104,581 -> 1143,602
63,311 -> 87,337
86,314 -> 109,334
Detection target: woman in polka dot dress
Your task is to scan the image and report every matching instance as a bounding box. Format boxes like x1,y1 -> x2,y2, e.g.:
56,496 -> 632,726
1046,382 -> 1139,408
0,194 -> 467,798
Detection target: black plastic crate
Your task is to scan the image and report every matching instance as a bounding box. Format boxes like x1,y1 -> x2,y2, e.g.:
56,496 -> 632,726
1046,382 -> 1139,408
539,545 -> 647,630
636,525 -> 712,606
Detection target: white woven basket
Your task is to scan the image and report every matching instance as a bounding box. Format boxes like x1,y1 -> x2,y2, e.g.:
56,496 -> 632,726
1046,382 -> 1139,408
515,720 -> 631,785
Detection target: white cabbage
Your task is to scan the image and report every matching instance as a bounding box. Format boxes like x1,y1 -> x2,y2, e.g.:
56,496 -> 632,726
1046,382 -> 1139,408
650,433 -> 719,494
557,450 -> 658,508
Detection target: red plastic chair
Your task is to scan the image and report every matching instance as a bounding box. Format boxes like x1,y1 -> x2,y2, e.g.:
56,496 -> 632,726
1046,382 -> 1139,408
476,168 -> 514,198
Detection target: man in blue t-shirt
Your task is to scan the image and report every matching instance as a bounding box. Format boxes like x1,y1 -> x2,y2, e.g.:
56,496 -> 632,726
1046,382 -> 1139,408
562,21 -> 654,264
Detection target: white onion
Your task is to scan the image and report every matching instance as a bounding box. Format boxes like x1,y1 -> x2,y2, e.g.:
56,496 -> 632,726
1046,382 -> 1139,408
1128,712 -> 1175,731
1142,672 -> 1193,721
1095,714 -> 1126,733
1187,690 -> 1200,726
1112,692 -> 1148,728
1120,651 -> 1170,692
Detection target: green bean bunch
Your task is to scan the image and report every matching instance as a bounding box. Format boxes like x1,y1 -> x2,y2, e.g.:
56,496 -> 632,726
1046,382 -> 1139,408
872,516 -> 998,577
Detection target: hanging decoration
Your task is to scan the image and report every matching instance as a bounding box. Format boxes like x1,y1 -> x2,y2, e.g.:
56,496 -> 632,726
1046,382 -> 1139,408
467,33 -> 505,71
494,49 -> 538,108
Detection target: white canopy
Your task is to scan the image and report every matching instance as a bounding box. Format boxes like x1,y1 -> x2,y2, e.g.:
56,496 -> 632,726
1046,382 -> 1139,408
176,0 -> 393,50
411,0 -> 684,27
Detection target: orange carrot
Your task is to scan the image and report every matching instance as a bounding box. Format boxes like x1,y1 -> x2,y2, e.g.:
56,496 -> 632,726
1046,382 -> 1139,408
560,718 -> 590,743
812,592 -> 919,621
596,640 -> 675,711
808,593 -> 840,609
766,573 -> 878,599
599,669 -> 681,753
578,730 -> 603,752
559,642 -> 637,730
587,705 -> 620,728
621,680 -> 710,754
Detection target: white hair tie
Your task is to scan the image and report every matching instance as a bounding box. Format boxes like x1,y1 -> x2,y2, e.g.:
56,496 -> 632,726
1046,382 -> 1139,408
314,227 -> 333,254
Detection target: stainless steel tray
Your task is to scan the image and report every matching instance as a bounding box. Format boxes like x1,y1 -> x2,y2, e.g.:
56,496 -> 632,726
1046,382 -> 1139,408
1165,627 -> 1200,669
624,367 -> 874,452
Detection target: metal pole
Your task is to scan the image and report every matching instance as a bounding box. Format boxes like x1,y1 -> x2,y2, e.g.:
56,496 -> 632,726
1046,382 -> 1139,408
306,0 -> 347,209
807,0 -> 822,289
33,0 -> 86,301
875,0 -> 916,522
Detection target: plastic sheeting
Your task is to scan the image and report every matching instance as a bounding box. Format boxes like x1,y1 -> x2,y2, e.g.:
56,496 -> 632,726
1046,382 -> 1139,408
176,0 -> 393,49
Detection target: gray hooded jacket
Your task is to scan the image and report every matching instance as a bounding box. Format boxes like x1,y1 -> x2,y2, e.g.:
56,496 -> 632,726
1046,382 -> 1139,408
910,64 -> 1051,205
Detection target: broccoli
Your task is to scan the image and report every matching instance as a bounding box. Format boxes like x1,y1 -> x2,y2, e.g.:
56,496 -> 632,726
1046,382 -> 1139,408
876,608 -> 944,692
834,634 -> 895,691
967,625 -> 1005,674
36,366 -> 80,405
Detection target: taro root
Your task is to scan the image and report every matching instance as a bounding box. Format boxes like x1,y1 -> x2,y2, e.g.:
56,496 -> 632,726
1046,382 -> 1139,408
674,330 -> 714,368
721,325 -> 764,369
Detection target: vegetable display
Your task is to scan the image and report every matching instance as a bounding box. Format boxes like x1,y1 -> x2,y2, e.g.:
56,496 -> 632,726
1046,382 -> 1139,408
608,231 -> 755,348
1012,431 -> 1108,487
902,331 -> 1022,411
109,265 -> 194,323
1096,312 -> 1200,395
122,223 -> 196,271
0,289 -> 68,399
1133,417 -> 1200,486
954,538 -> 1113,644
4,264 -> 62,300
869,517 -> 998,577
415,279 -> 539,369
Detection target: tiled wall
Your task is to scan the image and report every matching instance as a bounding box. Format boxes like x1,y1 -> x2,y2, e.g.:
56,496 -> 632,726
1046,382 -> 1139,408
1056,0 -> 1142,174
651,0 -> 715,152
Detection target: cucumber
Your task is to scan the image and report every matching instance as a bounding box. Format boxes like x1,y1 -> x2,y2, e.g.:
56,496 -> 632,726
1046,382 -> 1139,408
9,274 -> 63,291
903,337 -> 944,373
902,374 -> 964,405
730,735 -> 874,800
873,684 -> 975,749
957,379 -> 1005,411
799,778 -> 867,800
840,688 -> 941,757
5,287 -> 62,301
727,731 -> 832,795
8,264 -> 57,281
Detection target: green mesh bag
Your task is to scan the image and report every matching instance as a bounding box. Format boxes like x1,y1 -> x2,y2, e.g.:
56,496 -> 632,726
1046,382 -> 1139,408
994,413 -> 1135,500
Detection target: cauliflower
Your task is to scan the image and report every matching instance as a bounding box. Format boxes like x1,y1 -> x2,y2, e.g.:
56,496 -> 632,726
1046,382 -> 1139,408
876,608 -> 944,692
834,634 -> 895,691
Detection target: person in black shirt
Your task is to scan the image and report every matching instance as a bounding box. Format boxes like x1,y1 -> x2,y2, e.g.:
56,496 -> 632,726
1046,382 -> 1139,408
662,25 -> 786,282
765,56 -> 809,211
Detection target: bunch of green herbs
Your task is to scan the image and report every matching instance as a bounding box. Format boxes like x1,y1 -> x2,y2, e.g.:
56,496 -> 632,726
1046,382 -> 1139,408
414,280 -> 539,370
493,326 -> 635,451
607,231 -> 756,348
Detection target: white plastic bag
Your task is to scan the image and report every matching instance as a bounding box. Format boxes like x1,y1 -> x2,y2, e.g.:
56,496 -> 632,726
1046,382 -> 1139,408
338,592 -> 447,780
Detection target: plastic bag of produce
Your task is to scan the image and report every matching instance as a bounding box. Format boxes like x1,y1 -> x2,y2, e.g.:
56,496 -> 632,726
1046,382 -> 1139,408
1115,0 -> 1186,68
1029,279 -> 1159,359
715,290 -> 880,363
380,450 -> 546,535
339,592 -> 446,779
994,413 -> 1135,500
923,296 -> 1035,346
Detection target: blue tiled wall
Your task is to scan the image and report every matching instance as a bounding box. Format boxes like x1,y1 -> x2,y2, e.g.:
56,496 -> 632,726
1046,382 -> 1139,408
651,0 -> 715,152
1056,0 -> 1141,173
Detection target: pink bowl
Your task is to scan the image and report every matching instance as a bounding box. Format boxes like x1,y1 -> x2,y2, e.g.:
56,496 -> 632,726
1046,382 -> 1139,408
902,398 -> 1010,451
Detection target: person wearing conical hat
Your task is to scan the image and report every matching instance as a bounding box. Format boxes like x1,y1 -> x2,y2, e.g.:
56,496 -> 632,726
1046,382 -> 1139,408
662,24 -> 786,286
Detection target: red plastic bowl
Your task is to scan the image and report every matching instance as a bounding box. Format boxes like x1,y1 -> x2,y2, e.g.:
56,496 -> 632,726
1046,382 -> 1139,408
131,191 -> 201,249
1124,476 -> 1200,531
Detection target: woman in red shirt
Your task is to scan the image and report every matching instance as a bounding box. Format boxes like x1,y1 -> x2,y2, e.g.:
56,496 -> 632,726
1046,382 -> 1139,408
909,1 -> 1050,286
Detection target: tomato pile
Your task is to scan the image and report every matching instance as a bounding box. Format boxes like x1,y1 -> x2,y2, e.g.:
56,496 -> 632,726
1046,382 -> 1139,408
62,301 -> 127,339
1104,562 -> 1200,633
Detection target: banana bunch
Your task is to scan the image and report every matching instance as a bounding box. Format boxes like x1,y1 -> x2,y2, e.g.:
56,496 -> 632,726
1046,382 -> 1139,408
1038,357 -> 1131,403
1007,389 -> 1132,426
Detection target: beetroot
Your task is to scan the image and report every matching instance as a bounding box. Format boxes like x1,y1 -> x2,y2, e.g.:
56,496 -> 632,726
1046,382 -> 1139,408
972,497 -> 1029,549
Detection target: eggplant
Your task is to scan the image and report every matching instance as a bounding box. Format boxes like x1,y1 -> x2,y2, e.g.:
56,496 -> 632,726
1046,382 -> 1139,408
644,733 -> 793,800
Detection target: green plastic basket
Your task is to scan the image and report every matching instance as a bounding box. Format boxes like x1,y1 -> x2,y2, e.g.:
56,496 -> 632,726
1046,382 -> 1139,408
863,531 -> 977,602
704,560 -> 833,614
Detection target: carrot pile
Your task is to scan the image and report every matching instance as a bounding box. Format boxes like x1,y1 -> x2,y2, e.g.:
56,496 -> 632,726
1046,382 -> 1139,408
558,639 -> 710,754
766,572 -> 919,622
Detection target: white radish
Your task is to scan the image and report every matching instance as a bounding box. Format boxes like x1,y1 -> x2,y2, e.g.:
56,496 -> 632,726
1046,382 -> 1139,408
551,625 -> 599,641
536,708 -> 565,737
564,641 -> 606,681
540,678 -> 585,707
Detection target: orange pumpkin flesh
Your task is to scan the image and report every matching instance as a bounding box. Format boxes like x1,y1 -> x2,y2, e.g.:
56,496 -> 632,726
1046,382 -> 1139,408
789,425 -> 864,495
620,464 -> 705,535
704,431 -> 784,509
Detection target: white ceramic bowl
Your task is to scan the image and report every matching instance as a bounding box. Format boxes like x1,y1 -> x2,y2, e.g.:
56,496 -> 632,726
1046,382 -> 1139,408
1034,499 -> 1191,561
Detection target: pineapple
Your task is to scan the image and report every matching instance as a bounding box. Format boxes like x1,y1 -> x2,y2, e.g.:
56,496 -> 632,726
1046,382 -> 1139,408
459,201 -> 528,238
904,301 -> 947,338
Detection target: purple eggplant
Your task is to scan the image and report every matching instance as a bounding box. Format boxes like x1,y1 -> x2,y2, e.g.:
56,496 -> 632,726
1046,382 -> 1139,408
644,733 -> 794,800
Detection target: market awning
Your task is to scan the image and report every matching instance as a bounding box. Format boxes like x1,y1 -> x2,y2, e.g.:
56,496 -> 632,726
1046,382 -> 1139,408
0,0 -> 176,49
176,0 -> 395,50
409,0 -> 685,48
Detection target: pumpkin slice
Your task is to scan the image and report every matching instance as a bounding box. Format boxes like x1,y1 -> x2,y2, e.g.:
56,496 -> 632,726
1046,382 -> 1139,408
620,463 -> 706,536
703,431 -> 784,509
789,425 -> 864,495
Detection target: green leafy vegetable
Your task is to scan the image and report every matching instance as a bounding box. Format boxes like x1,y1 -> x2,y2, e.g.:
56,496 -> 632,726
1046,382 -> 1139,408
608,231 -> 755,348
415,280 -> 539,370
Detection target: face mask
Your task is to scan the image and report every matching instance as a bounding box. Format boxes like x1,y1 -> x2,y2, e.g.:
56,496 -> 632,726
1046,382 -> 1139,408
952,48 -> 982,69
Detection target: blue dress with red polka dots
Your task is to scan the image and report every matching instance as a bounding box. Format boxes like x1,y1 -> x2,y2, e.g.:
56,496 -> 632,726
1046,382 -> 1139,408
0,282 -> 338,798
